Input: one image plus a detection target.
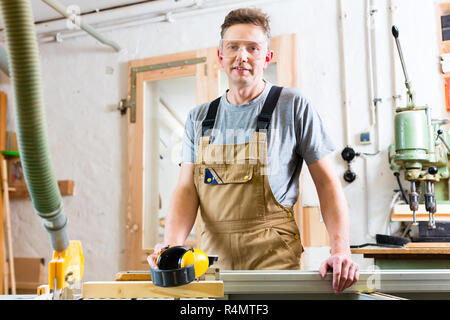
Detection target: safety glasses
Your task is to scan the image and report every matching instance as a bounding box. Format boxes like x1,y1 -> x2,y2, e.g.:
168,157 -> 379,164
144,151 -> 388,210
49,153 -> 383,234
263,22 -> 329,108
219,38 -> 268,59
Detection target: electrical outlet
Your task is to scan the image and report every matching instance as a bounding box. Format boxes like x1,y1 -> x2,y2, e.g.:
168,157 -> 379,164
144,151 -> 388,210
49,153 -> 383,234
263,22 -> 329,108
360,131 -> 371,145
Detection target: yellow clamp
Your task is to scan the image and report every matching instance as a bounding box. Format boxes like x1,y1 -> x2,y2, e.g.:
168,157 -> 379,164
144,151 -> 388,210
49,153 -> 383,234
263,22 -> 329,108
48,240 -> 84,290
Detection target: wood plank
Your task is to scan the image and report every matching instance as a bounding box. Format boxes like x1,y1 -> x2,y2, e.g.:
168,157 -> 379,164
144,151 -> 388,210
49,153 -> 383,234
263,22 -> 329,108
301,206 -> 330,247
13,257 -> 45,291
125,70 -> 146,270
115,267 -> 220,281
82,280 -> 224,299
0,91 -> 6,294
406,242 -> 450,248
271,34 -> 299,88
115,271 -> 151,281
196,47 -> 220,103
140,64 -> 197,83
128,50 -> 198,71
391,204 -> 450,221
351,246 -> 450,255
8,180 -> 75,199
1,160 -> 15,294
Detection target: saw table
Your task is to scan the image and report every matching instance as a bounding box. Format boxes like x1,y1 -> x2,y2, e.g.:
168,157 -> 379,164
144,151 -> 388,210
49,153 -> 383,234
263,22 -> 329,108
219,270 -> 450,300
3,269 -> 450,300
77,268 -> 450,300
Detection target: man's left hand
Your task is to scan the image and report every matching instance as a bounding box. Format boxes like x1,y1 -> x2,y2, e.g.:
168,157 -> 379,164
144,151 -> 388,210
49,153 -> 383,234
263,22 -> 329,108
319,254 -> 359,294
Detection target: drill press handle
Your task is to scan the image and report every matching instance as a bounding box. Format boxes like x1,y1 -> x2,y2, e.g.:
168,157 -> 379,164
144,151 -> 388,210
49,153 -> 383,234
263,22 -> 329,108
392,25 -> 414,106
392,25 -> 399,38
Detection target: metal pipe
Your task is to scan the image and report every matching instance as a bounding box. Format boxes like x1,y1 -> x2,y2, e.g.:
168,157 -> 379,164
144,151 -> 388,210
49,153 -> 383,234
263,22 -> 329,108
366,0 -> 376,130
362,155 -> 376,239
36,0 -> 285,46
41,0 -> 121,52
338,0 -> 351,147
369,0 -> 382,154
364,0 -> 381,155
34,0 -> 200,35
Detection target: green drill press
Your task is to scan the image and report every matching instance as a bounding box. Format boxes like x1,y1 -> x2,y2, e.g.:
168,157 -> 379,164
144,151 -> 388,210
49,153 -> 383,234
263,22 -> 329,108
388,25 -> 450,231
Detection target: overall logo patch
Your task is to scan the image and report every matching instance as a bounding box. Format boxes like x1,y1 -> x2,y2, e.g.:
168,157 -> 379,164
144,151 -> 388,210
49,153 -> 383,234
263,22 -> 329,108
204,168 -> 223,184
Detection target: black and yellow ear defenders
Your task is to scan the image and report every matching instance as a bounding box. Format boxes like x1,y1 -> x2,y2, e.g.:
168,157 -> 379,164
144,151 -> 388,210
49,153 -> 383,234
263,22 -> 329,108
150,246 -> 218,287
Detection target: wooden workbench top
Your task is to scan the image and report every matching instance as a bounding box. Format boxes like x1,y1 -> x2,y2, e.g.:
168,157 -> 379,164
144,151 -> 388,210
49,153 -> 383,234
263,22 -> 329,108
351,243 -> 450,256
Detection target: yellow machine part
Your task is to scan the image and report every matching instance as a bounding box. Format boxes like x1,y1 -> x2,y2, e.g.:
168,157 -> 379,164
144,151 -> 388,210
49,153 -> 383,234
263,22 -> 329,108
48,240 -> 84,290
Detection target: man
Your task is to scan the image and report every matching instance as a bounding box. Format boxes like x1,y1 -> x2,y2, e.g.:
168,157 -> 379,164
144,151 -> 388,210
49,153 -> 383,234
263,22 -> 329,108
149,8 -> 359,294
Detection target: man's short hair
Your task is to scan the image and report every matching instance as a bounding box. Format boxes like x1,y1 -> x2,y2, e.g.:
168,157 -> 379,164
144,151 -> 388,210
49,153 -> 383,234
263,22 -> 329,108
220,8 -> 271,41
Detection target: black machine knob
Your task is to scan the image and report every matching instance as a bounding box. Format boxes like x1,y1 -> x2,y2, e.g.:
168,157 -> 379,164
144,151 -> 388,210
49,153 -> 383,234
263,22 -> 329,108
428,166 -> 438,175
341,147 -> 356,162
392,25 -> 399,38
343,169 -> 356,183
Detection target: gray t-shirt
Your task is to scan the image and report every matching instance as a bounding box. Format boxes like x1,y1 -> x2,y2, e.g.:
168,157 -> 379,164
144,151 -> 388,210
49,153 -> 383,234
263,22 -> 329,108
181,81 -> 335,206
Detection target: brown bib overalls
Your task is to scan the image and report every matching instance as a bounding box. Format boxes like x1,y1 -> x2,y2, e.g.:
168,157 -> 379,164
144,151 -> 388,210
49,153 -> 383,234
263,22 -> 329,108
193,86 -> 303,270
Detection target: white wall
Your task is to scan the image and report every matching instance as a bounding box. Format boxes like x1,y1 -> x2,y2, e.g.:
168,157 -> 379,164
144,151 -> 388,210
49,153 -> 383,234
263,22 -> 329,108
0,0 -> 447,280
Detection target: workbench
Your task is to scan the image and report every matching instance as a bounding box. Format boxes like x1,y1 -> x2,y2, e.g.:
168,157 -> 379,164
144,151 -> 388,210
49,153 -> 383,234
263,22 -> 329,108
82,269 -> 450,300
3,270 -> 450,300
351,243 -> 450,269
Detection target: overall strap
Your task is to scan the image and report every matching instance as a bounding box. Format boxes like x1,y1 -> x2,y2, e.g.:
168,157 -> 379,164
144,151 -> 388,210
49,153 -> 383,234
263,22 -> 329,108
201,85 -> 283,136
256,85 -> 283,132
201,96 -> 221,136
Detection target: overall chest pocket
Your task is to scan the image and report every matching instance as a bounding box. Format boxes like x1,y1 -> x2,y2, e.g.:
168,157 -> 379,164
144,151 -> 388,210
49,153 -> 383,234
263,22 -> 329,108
197,164 -> 264,221
203,164 -> 254,185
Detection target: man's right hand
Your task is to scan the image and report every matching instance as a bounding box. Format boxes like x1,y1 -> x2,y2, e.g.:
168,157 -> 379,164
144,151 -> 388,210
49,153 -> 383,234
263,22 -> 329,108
147,243 -> 169,270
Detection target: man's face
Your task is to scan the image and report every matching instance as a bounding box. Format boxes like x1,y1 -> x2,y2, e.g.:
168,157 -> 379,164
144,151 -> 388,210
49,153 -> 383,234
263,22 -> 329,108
218,24 -> 273,87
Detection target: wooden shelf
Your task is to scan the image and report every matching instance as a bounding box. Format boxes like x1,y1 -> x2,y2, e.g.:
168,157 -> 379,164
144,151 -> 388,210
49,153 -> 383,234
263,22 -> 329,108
351,246 -> 450,256
8,180 -> 75,199
391,204 -> 450,222
1,150 -> 19,158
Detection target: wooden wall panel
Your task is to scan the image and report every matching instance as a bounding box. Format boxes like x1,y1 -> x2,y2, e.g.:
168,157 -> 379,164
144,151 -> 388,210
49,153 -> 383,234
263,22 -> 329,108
301,206 -> 330,247
0,92 -> 7,293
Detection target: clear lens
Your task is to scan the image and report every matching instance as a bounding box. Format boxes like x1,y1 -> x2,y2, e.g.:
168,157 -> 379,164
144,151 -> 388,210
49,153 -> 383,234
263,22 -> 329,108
219,39 -> 266,59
